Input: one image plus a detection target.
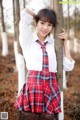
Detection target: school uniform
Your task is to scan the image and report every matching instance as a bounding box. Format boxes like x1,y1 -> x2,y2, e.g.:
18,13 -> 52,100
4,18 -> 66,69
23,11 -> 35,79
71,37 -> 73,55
14,9 -> 75,119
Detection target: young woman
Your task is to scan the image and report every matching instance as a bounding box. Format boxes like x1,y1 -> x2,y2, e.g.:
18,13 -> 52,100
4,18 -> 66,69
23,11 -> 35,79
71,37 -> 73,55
14,7 -> 75,120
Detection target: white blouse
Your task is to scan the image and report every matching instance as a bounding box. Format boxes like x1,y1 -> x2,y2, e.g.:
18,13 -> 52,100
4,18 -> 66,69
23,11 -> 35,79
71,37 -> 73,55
19,9 -> 75,72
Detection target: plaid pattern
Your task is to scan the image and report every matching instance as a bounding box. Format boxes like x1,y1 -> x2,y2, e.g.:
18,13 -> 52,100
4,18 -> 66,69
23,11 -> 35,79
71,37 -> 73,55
36,40 -> 49,75
14,71 -> 61,114
14,40 -> 61,114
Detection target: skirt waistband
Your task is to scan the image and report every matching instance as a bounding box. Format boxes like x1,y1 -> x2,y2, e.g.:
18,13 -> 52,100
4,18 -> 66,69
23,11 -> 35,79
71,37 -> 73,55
27,70 -> 57,76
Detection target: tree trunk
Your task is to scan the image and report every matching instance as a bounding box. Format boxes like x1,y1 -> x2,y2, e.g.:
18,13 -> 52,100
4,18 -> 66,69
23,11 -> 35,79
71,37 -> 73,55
74,0 -> 78,53
74,0 -> 77,38
0,0 -> 8,56
13,0 -> 16,39
0,0 -> 5,32
13,0 -> 26,94
13,0 -> 18,70
67,1 -> 70,40
73,0 -> 78,53
53,0 -> 64,119
13,0 -> 20,44
50,0 -> 53,9
23,0 -> 26,8
53,0 -> 63,91
13,0 -> 19,69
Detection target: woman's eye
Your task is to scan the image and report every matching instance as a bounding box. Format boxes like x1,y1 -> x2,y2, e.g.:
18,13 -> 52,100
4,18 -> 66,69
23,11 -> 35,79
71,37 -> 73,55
48,24 -> 52,26
40,22 -> 44,25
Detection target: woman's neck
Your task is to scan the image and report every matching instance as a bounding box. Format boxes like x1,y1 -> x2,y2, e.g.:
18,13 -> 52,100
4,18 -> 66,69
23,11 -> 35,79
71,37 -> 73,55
36,33 -> 46,42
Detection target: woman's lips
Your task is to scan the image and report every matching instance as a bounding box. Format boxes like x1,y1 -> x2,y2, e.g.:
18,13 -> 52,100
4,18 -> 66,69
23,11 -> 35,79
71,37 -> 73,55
41,30 -> 48,34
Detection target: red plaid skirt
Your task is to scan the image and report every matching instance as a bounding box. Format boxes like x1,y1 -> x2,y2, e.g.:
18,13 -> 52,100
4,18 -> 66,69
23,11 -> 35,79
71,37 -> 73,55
14,70 -> 61,114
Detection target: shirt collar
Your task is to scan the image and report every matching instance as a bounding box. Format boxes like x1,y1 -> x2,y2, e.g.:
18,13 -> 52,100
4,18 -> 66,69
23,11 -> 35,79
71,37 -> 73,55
32,33 -> 54,44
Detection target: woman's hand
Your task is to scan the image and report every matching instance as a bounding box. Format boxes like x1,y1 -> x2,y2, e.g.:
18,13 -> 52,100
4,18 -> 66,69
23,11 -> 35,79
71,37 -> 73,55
58,29 -> 67,46
25,7 -> 36,20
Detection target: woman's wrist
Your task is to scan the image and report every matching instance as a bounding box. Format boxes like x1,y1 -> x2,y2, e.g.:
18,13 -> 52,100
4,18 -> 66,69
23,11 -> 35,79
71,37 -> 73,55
25,7 -> 36,18
63,39 -> 72,60
63,39 -> 67,47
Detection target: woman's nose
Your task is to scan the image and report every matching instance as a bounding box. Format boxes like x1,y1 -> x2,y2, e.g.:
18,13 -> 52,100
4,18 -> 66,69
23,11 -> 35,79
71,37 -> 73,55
43,25 -> 48,30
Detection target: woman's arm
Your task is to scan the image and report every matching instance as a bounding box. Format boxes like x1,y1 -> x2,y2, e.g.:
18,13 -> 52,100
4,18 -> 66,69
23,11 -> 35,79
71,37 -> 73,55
63,39 -> 72,61
58,29 -> 72,61
24,7 -> 36,20
19,7 -> 35,52
58,29 -> 75,71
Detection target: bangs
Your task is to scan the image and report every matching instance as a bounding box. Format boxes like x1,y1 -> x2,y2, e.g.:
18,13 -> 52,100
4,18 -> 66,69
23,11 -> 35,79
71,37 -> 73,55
39,16 -> 53,24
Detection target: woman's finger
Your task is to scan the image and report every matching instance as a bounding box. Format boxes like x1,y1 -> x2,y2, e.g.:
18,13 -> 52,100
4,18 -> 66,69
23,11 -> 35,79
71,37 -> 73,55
58,33 -> 65,36
61,29 -> 65,32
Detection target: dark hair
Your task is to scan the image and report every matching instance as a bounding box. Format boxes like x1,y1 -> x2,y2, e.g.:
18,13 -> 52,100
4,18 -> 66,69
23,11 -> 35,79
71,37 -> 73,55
35,8 -> 57,27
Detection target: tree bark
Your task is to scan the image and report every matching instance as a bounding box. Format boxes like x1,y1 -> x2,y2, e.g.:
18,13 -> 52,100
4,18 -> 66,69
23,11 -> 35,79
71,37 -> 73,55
13,0 -> 26,94
53,1 -> 64,119
74,0 -> 77,38
13,0 -> 16,39
0,0 -> 5,32
23,0 -> 26,8
0,0 -> 9,56
53,0 -> 63,91
67,1 -> 70,40
13,0 -> 22,53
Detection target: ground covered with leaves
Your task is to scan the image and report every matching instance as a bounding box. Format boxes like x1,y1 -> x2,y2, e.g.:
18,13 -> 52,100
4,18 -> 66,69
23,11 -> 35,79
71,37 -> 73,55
0,36 -> 80,120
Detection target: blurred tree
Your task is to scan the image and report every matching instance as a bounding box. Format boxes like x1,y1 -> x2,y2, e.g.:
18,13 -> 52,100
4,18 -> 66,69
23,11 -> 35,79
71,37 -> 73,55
14,0 -> 20,42
74,0 -> 77,38
0,0 -> 5,32
73,7 -> 80,39
13,0 -> 22,53
23,0 -> 26,8
67,0 -> 70,40
50,0 -> 53,9
0,0 -> 8,56
13,0 -> 16,40
13,0 -> 26,101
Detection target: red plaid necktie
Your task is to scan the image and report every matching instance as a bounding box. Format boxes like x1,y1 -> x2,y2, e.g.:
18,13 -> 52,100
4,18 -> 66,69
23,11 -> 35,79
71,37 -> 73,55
36,40 -> 49,75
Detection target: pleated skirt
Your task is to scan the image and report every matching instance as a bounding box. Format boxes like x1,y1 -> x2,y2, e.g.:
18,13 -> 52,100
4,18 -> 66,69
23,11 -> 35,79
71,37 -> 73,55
14,70 -> 61,114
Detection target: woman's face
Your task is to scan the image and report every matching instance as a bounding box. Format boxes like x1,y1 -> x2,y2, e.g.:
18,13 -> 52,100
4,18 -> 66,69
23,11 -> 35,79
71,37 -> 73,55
36,20 -> 53,41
